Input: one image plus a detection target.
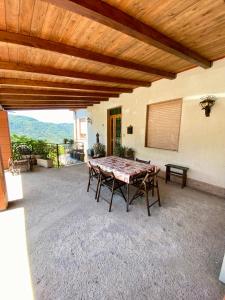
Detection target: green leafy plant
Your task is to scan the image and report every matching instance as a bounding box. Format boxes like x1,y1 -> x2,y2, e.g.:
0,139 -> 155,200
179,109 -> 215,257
125,147 -> 135,159
114,144 -> 126,157
11,134 -> 59,166
114,144 -> 134,159
93,143 -> 105,157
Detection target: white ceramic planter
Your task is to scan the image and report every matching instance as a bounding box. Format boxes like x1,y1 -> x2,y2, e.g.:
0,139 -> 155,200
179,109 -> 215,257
37,158 -> 53,168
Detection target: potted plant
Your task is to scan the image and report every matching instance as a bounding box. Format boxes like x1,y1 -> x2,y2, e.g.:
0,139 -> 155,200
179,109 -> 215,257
93,143 -> 106,158
114,144 -> 135,159
36,144 -> 53,168
37,154 -> 53,168
125,147 -> 135,160
88,148 -> 95,158
114,144 -> 125,157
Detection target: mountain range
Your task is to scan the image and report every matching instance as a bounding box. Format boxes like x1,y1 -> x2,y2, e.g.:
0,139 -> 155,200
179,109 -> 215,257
9,114 -> 74,144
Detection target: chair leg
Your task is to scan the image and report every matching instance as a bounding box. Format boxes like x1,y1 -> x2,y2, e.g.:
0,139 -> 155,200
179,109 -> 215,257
145,191 -> 150,216
126,184 -> 129,212
95,175 -> 100,199
119,186 -> 126,202
109,181 -> 115,212
152,178 -> 155,197
97,178 -> 102,202
87,172 -> 91,192
156,182 -> 161,207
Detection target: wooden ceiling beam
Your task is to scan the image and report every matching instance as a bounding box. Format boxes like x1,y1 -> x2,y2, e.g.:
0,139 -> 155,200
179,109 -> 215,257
4,106 -> 89,110
0,61 -> 151,86
0,95 -> 108,101
0,31 -> 176,79
0,100 -> 99,104
0,78 -> 133,93
1,102 -> 93,106
0,87 -> 118,98
45,0 -> 211,68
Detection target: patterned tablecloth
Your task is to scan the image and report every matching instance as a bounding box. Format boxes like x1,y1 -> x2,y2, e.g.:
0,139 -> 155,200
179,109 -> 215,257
89,156 -> 157,184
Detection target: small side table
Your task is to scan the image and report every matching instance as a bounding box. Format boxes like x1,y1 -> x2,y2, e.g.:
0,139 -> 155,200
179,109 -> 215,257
165,164 -> 189,188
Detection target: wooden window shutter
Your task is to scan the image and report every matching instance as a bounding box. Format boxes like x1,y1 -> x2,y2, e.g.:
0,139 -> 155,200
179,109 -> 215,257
145,99 -> 182,151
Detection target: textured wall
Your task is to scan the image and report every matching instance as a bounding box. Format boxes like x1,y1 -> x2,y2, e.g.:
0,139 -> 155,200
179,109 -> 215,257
87,58 -> 225,189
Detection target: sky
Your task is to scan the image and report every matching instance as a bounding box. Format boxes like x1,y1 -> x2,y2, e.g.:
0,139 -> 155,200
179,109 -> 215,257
9,109 -> 74,124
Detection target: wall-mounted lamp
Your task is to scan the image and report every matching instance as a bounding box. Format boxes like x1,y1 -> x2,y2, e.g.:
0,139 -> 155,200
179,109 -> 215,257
87,117 -> 92,124
127,125 -> 133,134
200,95 -> 216,117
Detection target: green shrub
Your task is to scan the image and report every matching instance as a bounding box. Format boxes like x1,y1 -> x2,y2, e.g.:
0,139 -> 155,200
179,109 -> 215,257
93,143 -> 105,157
11,134 -> 59,166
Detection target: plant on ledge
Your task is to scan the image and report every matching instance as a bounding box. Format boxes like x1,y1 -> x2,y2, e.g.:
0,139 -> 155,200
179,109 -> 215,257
114,144 -> 135,160
93,143 -> 106,158
114,144 -> 126,157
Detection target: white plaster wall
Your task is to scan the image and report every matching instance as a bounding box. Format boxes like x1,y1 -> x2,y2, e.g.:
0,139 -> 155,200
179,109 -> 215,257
87,58 -> 225,188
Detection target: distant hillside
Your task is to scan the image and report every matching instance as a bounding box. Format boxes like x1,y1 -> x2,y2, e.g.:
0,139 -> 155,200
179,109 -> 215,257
9,114 -> 73,144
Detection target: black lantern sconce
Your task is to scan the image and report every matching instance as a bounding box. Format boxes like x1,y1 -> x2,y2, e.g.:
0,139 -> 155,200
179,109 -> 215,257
127,125 -> 133,134
200,95 -> 216,117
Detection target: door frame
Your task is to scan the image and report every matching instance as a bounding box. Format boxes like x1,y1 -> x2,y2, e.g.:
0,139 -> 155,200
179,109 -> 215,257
107,106 -> 122,156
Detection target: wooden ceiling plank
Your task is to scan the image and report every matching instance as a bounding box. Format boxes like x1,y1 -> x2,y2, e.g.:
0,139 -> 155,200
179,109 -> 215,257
0,87 -> 119,97
0,95 -> 107,101
0,78 -> 133,92
0,99 -> 100,103
44,0 -> 211,68
0,61 -> 151,86
1,103 -> 97,106
0,31 -> 176,79
4,106 -> 89,110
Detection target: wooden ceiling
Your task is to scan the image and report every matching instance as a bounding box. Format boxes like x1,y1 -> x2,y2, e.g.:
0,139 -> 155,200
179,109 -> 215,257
0,0 -> 225,110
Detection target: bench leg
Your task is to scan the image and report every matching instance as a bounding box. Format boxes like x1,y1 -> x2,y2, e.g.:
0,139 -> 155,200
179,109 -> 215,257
165,166 -> 170,184
182,171 -> 187,188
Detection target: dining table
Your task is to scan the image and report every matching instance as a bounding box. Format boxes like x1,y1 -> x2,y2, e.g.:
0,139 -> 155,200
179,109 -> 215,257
89,156 -> 157,212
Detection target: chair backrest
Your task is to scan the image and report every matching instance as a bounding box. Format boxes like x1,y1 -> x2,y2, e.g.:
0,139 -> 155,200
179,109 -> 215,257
148,167 -> 160,177
98,166 -> 115,180
87,161 -> 99,175
141,167 -> 160,186
136,158 -> 151,164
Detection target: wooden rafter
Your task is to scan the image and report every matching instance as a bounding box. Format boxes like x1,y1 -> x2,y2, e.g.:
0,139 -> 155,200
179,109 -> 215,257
0,31 -> 176,79
5,107 -> 89,110
0,87 -> 119,98
0,95 -> 107,101
0,61 -> 151,86
1,102 -> 95,106
45,0 -> 211,68
0,99 -> 100,104
0,78 -> 133,93
4,106 -> 89,109
1,101 -> 97,107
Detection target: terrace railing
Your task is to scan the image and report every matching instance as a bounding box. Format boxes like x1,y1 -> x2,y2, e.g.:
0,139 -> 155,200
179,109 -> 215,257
11,141 -> 85,168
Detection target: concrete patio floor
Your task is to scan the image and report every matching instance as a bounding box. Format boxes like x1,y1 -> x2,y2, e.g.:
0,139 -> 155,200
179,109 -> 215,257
6,165 -> 225,299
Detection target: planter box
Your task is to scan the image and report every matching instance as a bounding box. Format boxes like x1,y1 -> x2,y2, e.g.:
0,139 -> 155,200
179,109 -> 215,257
37,158 -> 53,168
